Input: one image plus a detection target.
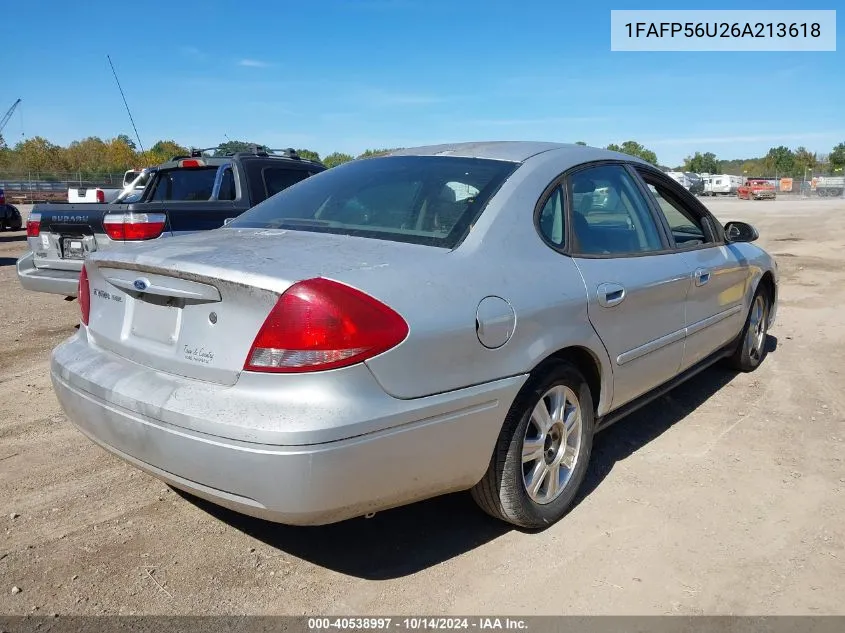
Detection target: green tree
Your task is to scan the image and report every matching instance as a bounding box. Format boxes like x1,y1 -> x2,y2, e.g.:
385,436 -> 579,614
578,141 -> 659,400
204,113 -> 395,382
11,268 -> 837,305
763,146 -> 795,176
606,141 -> 658,166
829,142 -> 845,170
65,136 -> 108,174
793,147 -> 817,177
296,149 -> 321,162
741,160 -> 762,177
323,152 -> 354,168
214,140 -> 264,156
357,148 -> 402,159
147,140 -> 189,165
104,136 -> 138,172
683,151 -> 720,174
575,141 -> 587,146
15,136 -> 65,173
116,134 -> 137,151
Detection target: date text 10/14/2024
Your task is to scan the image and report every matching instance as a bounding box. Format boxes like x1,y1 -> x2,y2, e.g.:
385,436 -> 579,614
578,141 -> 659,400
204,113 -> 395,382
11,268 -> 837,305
308,618 -> 528,631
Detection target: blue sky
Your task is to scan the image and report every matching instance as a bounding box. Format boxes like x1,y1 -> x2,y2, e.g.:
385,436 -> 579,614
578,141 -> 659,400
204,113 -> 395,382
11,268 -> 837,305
3,0 -> 842,166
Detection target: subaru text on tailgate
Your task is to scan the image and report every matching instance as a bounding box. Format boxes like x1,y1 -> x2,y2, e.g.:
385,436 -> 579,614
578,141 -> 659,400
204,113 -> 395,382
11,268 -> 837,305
16,147 -> 325,297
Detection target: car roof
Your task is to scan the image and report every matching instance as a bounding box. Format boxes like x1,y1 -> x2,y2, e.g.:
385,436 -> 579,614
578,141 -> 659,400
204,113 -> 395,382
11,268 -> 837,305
387,141 -> 647,165
157,153 -> 323,170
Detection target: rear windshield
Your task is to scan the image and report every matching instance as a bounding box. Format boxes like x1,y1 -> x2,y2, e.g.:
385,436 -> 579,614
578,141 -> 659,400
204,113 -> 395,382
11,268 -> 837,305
229,156 -> 518,248
147,167 -> 218,202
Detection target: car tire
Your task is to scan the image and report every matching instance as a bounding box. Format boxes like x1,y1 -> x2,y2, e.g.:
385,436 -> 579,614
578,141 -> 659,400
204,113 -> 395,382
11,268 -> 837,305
471,360 -> 594,529
6,205 -> 21,231
727,288 -> 770,372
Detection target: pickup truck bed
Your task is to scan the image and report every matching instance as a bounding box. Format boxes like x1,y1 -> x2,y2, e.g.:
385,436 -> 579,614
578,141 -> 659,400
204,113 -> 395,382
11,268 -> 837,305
17,149 -> 325,297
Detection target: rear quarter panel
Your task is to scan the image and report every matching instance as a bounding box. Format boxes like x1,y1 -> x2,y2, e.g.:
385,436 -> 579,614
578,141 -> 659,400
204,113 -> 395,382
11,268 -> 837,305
357,250 -> 612,409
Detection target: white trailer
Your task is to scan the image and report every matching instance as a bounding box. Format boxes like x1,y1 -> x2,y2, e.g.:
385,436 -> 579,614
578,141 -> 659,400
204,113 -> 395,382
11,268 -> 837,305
666,171 -> 692,189
706,174 -> 742,196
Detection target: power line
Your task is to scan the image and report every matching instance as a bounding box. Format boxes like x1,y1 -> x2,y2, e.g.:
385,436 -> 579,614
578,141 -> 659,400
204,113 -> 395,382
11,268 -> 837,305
107,54 -> 146,155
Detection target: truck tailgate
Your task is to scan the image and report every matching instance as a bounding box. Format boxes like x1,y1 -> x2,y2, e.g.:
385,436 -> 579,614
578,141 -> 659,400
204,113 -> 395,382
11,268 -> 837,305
28,204 -> 172,271
30,206 -> 108,270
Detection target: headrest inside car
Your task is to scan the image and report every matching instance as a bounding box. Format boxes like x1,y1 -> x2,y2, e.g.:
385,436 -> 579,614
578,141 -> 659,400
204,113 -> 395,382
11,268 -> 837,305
572,179 -> 596,194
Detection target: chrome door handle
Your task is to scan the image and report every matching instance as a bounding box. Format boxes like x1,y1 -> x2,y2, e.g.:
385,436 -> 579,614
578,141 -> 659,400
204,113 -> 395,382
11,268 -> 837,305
597,282 -> 626,308
694,268 -> 711,286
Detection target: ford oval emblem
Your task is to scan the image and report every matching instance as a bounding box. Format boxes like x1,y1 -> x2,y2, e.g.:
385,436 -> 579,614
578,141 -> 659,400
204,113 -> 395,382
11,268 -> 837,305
133,278 -> 149,291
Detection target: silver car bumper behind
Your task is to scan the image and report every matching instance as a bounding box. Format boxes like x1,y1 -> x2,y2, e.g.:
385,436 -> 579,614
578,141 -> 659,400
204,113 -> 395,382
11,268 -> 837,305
16,251 -> 80,297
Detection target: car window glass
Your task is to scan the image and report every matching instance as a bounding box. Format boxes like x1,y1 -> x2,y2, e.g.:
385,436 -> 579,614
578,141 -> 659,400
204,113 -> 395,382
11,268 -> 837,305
231,156 -> 517,248
149,167 -> 217,201
218,168 -> 236,200
645,182 -> 709,247
538,186 -> 564,246
330,181 -> 423,229
263,168 -> 311,198
568,164 -> 663,255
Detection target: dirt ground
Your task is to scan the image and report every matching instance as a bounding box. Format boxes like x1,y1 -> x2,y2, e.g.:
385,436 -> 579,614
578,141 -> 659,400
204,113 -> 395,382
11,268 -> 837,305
1,198 -> 843,616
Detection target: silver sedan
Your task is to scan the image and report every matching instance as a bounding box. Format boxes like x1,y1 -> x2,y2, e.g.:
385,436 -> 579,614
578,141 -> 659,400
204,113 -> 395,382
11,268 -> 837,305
51,142 -> 778,529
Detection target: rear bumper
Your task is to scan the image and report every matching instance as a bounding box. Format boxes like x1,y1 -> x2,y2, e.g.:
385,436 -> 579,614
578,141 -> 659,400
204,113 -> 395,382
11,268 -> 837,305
51,332 -> 527,525
16,252 -> 80,297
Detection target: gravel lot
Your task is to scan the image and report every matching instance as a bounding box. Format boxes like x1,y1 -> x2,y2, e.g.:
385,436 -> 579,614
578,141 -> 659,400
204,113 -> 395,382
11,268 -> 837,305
1,198 -> 843,615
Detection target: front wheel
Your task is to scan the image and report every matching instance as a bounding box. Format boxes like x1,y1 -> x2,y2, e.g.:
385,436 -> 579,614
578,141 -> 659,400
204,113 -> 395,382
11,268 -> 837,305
728,289 -> 770,372
471,361 -> 594,529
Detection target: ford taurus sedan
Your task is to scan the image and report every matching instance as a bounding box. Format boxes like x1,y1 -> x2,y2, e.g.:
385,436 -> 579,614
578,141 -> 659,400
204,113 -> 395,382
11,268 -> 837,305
51,142 -> 778,529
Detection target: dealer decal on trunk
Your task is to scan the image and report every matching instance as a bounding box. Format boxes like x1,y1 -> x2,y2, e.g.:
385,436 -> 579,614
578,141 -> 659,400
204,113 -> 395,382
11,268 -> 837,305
183,345 -> 215,364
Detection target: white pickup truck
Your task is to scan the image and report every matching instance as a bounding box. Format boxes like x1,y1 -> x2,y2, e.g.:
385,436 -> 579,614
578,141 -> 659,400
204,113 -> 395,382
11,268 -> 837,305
66,169 -> 149,203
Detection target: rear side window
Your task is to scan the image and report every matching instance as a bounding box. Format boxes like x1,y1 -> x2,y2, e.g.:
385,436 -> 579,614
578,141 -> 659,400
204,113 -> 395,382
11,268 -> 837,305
148,168 -> 217,201
231,156 -> 518,248
263,168 -> 312,198
218,168 -> 236,201
538,186 -> 564,246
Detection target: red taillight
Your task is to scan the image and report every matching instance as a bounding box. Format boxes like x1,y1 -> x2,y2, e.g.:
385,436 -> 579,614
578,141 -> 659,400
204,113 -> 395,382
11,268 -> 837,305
0,190 -> 5,205
96,189 -> 105,203
103,213 -> 166,241
177,159 -> 205,168
78,265 -> 90,326
26,212 -> 41,237
244,278 -> 409,373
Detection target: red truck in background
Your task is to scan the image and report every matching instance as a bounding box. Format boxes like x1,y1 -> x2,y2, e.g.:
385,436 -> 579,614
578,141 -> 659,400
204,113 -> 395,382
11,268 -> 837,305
738,179 -> 777,200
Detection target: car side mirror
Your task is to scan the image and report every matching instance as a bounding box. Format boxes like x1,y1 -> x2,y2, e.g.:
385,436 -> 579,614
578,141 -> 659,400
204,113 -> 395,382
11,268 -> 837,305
724,221 -> 759,243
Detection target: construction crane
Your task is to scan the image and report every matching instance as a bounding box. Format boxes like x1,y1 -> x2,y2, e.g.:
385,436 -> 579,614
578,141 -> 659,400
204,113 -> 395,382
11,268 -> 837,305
0,98 -> 22,136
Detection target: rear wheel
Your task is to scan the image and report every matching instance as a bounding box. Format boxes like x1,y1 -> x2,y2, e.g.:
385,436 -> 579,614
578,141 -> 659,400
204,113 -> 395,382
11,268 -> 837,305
7,205 -> 22,231
728,289 -> 770,372
471,361 -> 594,529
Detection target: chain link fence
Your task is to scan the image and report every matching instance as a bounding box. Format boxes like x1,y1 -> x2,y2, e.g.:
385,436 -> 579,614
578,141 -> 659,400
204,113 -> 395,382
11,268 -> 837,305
742,171 -> 844,198
0,171 -> 129,203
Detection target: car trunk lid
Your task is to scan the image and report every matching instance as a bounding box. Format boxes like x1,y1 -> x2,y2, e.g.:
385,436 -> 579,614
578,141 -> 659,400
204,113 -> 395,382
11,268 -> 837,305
83,228 -> 446,386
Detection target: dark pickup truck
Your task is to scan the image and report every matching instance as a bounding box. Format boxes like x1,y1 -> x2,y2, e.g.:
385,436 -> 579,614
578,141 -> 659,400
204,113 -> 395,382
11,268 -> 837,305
17,148 -> 325,297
